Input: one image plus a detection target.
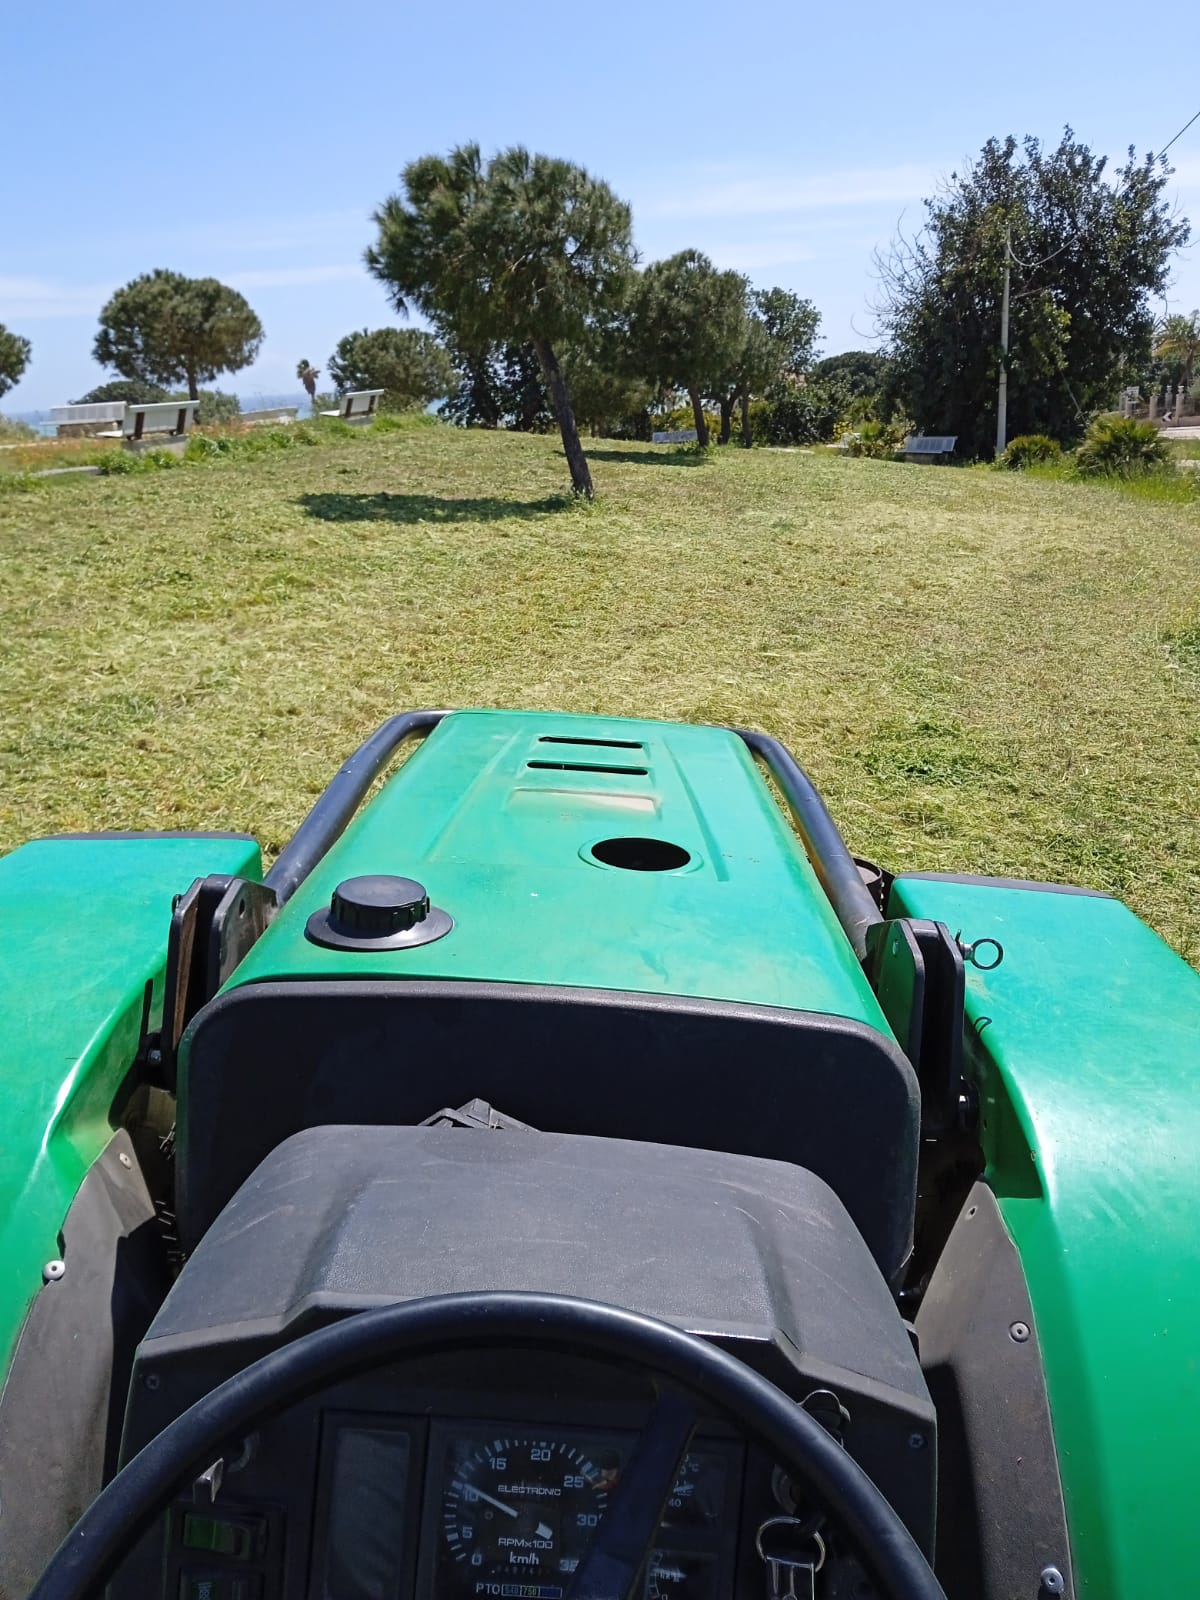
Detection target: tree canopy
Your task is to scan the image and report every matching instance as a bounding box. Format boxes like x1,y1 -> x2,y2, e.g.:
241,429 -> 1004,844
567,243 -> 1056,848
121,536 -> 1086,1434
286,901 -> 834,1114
708,301 -> 783,445
753,288 -> 821,376
73,378 -> 169,406
878,131 -> 1189,456
328,327 -> 457,410
0,323 -> 31,401
94,270 -> 264,401
296,360 -> 320,406
440,341 -> 553,432
629,250 -> 749,446
366,143 -> 636,495
1154,312 -> 1200,388
811,350 -> 891,397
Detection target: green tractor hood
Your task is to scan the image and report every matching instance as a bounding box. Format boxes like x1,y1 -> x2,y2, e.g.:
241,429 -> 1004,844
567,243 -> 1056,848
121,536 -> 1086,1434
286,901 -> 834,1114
228,709 -> 893,1029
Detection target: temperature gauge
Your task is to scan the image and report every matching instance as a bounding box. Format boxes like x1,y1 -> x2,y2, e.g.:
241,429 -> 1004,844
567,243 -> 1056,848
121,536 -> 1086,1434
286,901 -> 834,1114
661,1453 -> 727,1532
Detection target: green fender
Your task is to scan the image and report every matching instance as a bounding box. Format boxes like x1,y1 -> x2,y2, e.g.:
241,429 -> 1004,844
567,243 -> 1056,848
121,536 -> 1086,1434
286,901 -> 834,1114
0,833 -> 261,1379
890,874 -> 1200,1599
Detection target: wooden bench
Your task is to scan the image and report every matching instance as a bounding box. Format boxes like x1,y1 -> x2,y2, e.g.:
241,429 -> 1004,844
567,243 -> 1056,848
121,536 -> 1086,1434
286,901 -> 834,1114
118,400 -> 200,453
652,428 -> 698,444
319,389 -> 384,424
903,435 -> 957,463
50,402 -> 126,439
241,406 -> 299,426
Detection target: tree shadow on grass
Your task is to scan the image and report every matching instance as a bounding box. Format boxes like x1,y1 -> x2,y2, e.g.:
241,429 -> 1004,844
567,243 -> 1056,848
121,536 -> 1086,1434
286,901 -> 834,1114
582,446 -> 707,467
298,491 -> 575,525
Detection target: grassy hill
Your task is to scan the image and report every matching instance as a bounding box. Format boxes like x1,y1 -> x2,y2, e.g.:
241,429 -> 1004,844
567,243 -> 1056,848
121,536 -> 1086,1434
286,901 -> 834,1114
3,421 -> 1199,962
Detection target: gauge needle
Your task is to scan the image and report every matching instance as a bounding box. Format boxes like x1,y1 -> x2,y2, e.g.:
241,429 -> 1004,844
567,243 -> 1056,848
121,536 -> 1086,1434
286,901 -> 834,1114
455,1483 -> 518,1519
535,1523 -> 553,1541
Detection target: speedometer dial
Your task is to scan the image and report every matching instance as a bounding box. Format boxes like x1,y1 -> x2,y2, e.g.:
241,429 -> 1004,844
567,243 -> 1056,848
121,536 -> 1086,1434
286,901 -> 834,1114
438,1433 -> 625,1598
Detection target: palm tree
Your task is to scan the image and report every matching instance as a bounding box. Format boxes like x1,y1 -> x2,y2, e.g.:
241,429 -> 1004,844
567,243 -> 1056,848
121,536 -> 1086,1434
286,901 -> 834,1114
296,359 -> 320,414
1154,313 -> 1200,389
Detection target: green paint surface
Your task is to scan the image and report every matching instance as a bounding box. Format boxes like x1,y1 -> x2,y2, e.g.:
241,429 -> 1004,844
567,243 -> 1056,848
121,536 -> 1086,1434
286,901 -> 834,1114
889,875 -> 1200,1598
232,710 -> 892,1032
0,834 -> 261,1376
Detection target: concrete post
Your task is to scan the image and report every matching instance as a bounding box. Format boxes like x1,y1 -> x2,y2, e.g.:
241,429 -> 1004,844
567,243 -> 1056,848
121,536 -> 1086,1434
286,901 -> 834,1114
1149,392 -> 1158,422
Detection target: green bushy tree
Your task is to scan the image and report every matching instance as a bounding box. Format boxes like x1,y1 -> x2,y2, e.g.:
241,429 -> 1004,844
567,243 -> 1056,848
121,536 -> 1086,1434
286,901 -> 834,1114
879,131 -> 1188,457
753,288 -> 820,376
0,323 -> 31,400
328,327 -> 457,410
811,350 -> 891,399
439,341 -> 553,431
73,378 -> 169,405
94,270 -> 263,400
1154,312 -> 1200,389
367,144 -> 636,496
709,309 -> 783,445
629,250 -> 748,446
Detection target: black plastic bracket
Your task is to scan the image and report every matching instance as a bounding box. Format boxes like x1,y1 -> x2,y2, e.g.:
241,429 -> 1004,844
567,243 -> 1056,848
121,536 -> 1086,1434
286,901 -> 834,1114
158,875 -> 278,1090
865,917 -> 965,1135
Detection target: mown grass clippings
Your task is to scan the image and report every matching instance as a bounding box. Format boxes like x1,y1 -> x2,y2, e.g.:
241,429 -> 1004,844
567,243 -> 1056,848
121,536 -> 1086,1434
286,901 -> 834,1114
1,427 -> 1199,965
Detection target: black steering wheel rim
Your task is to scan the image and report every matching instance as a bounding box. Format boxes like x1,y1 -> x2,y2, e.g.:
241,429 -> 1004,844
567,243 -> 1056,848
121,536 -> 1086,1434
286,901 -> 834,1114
29,1291 -> 946,1600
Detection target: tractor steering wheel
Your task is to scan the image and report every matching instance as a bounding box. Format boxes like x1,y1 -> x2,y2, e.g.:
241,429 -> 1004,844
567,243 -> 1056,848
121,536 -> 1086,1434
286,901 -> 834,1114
29,1292 -> 947,1600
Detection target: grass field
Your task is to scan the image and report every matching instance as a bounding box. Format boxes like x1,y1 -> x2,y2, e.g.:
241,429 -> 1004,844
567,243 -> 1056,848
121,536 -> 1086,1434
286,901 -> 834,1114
3,421 -> 1199,964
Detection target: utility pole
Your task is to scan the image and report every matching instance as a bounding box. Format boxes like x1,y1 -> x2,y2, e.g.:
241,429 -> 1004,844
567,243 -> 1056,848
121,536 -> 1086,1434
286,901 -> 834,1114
995,225 -> 1011,457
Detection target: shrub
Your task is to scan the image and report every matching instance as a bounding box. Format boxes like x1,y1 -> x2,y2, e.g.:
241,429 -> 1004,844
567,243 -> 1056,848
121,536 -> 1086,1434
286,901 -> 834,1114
1000,434 -> 1062,469
242,426 -> 301,455
844,419 -> 907,459
0,413 -> 37,441
185,433 -> 235,461
1076,415 -> 1170,476
0,469 -> 40,494
95,450 -> 149,475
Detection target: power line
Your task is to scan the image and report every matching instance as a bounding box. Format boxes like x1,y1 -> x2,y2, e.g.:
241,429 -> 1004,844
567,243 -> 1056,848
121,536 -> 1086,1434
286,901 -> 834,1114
1159,107 -> 1200,161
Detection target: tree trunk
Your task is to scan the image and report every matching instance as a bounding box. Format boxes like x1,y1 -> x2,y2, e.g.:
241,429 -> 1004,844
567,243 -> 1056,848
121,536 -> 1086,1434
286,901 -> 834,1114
533,338 -> 594,497
718,395 -> 733,445
688,387 -> 710,447
187,370 -> 199,402
740,388 -> 752,448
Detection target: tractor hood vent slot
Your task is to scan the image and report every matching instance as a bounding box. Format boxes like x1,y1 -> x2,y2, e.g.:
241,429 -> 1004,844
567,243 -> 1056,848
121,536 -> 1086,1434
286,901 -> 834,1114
527,760 -> 648,776
538,736 -> 645,750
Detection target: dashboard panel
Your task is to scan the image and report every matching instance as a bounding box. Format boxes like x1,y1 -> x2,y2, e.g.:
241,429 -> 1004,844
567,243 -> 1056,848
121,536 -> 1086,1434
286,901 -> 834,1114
117,1335 -> 932,1600
144,1394 -> 751,1600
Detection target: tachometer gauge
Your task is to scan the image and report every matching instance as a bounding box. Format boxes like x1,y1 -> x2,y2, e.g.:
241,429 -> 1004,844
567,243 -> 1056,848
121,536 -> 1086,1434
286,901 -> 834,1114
438,1433 -> 626,1598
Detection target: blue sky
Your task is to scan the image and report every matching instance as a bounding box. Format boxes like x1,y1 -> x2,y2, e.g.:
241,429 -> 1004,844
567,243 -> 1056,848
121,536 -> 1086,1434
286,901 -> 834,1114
4,0 -> 1200,410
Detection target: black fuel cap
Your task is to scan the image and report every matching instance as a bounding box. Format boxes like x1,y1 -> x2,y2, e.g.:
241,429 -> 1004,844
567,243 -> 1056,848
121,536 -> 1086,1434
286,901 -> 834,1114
306,874 -> 453,951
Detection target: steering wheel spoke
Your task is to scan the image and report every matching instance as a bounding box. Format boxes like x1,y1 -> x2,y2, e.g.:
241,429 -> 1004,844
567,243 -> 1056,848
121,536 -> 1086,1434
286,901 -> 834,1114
567,1386 -> 699,1600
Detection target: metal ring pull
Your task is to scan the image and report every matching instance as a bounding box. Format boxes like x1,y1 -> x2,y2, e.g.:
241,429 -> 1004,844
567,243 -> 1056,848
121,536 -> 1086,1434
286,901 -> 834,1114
955,931 -> 1004,970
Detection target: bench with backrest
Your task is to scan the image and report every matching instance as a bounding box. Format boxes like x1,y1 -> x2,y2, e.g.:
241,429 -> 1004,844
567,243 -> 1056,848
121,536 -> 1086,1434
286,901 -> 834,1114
903,435 -> 957,463
119,400 -> 201,451
320,389 -> 384,423
50,402 -> 127,439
